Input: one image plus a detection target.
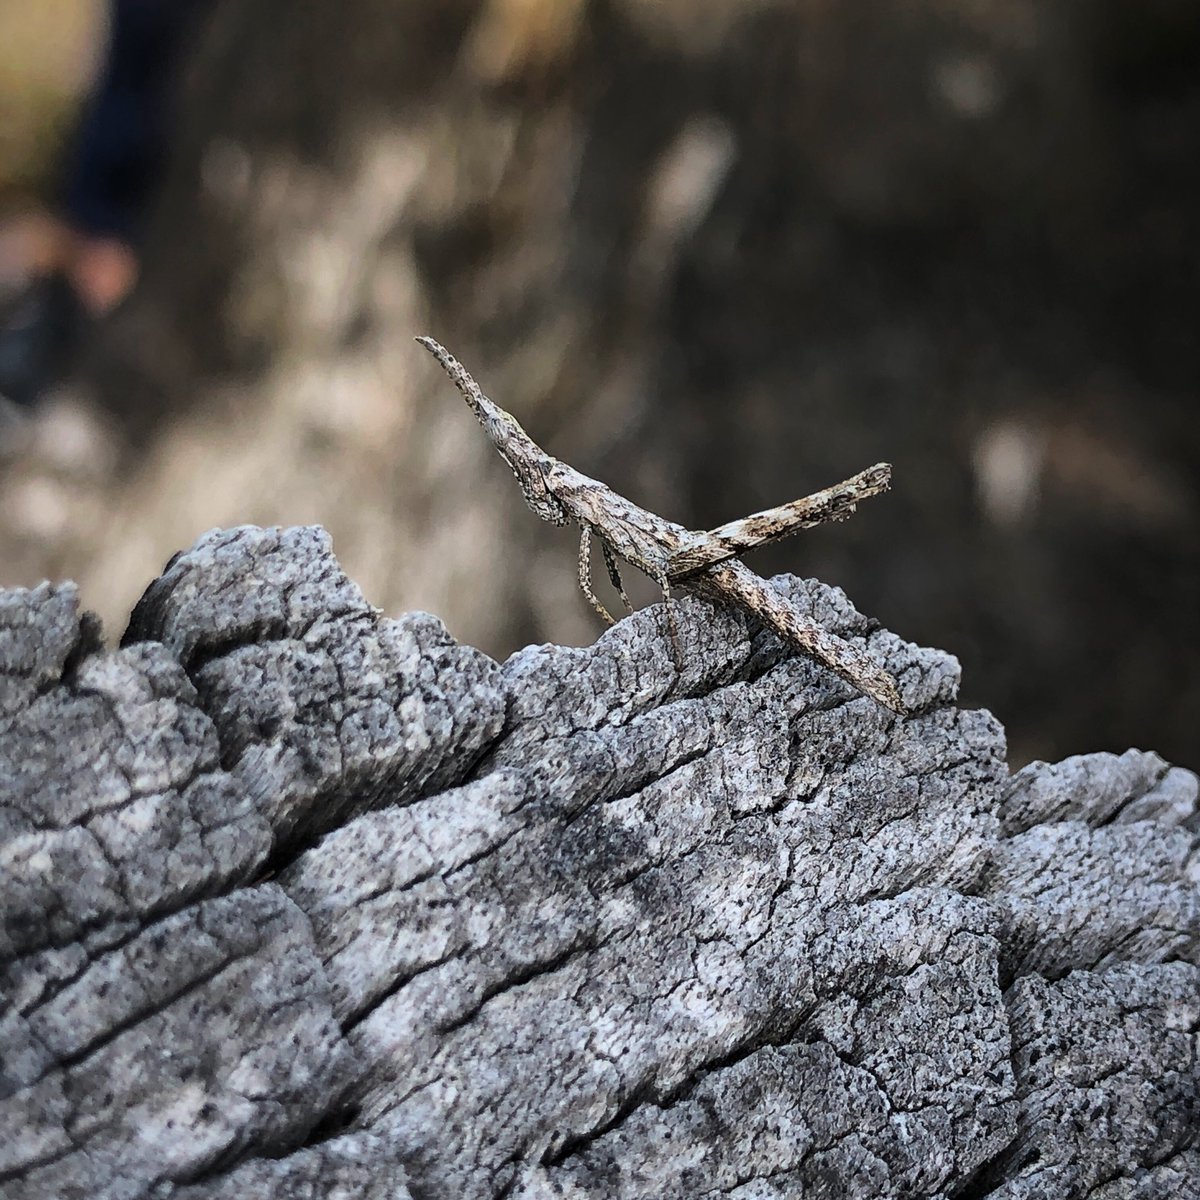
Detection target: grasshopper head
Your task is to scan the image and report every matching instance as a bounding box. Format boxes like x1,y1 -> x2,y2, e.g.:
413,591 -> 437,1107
487,409 -> 568,526
417,336 -> 568,527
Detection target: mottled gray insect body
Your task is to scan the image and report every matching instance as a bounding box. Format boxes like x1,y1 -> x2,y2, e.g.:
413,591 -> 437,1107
418,336 -> 905,713
545,461 -> 679,577
667,461 -> 892,579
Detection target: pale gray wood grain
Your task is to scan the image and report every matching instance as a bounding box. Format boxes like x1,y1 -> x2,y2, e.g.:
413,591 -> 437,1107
2,525 -> 1196,1199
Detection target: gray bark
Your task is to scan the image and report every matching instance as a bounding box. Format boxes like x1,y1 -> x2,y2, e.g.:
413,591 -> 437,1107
1,525 -> 1196,1199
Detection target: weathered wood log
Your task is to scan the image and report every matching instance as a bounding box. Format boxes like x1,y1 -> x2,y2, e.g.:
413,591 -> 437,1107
2,525 -> 1197,1199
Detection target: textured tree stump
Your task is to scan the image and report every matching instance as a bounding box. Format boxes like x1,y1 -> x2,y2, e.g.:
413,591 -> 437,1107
1,525 -> 1197,1199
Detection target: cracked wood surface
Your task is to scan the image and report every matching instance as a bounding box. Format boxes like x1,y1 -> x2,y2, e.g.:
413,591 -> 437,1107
1,525 -> 1197,1200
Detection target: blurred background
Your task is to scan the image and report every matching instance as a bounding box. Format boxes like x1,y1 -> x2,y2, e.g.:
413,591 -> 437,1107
0,0 -> 1197,768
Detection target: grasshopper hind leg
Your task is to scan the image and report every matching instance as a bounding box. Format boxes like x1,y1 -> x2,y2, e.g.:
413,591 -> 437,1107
600,540 -> 635,615
653,568 -> 685,668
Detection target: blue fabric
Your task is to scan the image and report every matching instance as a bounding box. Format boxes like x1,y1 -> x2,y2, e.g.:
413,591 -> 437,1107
62,0 -> 212,241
